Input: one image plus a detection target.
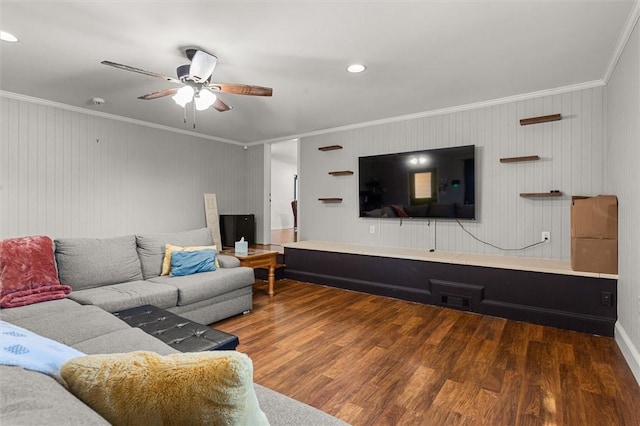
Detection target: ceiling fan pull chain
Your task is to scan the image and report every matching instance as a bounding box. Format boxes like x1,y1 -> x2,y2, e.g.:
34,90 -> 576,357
183,105 -> 187,125
193,101 -> 196,129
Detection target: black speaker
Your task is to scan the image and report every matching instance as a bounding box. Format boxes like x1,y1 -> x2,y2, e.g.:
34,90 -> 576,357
219,214 -> 255,248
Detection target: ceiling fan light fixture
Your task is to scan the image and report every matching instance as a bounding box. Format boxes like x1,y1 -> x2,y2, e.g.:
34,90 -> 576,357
172,85 -> 195,107
176,64 -> 191,81
194,89 -> 217,111
189,50 -> 218,83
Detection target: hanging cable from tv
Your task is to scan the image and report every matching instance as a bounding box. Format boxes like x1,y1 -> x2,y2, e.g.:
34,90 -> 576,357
455,220 -> 548,251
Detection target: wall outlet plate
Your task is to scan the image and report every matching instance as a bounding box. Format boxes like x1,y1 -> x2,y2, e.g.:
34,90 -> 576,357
541,231 -> 550,242
369,225 -> 376,234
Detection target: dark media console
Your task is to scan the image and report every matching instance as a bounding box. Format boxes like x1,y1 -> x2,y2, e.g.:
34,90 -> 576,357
284,247 -> 617,336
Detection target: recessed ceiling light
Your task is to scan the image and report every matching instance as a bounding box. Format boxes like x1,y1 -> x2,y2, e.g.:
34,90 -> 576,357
0,31 -> 18,42
347,64 -> 366,73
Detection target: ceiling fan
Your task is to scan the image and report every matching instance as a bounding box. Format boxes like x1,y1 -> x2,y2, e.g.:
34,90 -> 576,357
101,48 -> 272,126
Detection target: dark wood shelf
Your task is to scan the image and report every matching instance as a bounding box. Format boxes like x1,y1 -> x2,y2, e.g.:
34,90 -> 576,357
500,155 -> 540,163
318,198 -> 343,203
318,145 -> 343,151
520,114 -> 562,126
328,170 -> 354,176
520,192 -> 562,198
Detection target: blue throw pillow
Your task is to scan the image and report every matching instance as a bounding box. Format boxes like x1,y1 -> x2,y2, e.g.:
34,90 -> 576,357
170,249 -> 217,276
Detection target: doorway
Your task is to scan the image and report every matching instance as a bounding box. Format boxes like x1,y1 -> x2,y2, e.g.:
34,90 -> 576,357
270,139 -> 298,246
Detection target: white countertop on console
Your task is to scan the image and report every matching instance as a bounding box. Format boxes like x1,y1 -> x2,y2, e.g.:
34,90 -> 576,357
283,240 -> 618,280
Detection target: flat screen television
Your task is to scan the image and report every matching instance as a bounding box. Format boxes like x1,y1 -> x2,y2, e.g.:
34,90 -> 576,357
359,145 -> 476,220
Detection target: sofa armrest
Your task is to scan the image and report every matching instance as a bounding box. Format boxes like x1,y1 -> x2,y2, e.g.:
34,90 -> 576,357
217,254 -> 240,268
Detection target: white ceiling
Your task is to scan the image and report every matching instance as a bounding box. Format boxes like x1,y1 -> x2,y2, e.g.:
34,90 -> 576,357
0,1 -> 635,145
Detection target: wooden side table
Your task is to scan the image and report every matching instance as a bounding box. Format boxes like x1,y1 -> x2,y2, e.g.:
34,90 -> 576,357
220,249 -> 278,296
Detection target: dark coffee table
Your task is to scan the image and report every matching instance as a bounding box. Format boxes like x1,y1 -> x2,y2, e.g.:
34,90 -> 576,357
113,305 -> 239,352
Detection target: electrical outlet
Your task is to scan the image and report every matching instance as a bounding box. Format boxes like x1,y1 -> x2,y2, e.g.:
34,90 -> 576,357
369,225 -> 376,234
541,231 -> 550,242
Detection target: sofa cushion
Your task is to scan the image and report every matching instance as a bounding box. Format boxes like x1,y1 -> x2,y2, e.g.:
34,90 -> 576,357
0,236 -> 72,308
61,351 -> 269,426
67,280 -> 178,313
403,204 -> 429,217
0,298 -> 83,322
72,328 -> 179,356
136,228 -> 214,279
55,235 -> 143,290
0,365 -> 110,425
149,267 -> 255,306
8,305 -> 130,346
428,203 -> 456,218
254,384 -> 350,426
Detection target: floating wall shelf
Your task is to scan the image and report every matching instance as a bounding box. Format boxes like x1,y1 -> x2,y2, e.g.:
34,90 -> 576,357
520,192 -> 562,198
328,170 -> 354,176
519,114 -> 562,126
318,198 -> 343,203
500,155 -> 540,163
318,145 -> 343,151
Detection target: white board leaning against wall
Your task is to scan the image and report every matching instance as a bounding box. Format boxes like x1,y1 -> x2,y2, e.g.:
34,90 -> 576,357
204,193 -> 223,250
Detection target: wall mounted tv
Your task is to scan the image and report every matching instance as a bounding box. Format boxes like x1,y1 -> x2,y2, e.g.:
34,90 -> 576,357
359,145 -> 476,220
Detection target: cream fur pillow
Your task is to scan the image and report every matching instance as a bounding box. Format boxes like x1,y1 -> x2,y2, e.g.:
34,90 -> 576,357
60,351 -> 269,426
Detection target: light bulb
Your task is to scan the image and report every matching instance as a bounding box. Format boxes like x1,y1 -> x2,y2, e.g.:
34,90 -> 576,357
194,89 -> 217,111
347,64 -> 366,73
0,31 -> 18,42
172,86 -> 194,107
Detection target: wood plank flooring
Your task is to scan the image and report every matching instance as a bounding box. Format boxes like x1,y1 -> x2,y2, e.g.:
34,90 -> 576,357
270,228 -> 296,245
214,279 -> 640,425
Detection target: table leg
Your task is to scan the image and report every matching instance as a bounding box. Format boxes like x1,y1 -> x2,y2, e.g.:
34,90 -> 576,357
268,262 -> 275,296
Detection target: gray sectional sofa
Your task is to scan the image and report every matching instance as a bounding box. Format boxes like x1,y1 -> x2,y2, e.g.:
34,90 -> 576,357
0,228 -> 349,425
0,298 -> 348,425
56,227 -> 254,324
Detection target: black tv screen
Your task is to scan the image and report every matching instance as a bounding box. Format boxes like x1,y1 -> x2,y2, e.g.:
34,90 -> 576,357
359,145 -> 476,220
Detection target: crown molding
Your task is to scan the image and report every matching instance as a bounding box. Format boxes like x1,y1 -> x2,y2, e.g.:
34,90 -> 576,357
604,0 -> 640,84
0,90 -> 244,146
250,79 -> 605,146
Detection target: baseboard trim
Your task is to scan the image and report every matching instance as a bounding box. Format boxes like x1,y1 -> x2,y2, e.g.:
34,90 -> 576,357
285,270 -> 433,303
615,322 -> 640,386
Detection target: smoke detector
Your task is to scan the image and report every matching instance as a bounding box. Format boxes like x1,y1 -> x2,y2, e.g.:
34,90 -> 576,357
92,97 -> 105,105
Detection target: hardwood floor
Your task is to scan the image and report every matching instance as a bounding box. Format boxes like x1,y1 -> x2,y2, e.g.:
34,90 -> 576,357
215,279 -> 640,425
270,228 -> 296,245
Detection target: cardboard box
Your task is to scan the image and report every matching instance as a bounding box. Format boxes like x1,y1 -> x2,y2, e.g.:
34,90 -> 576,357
570,195 -> 618,274
571,195 -> 618,239
571,238 -> 618,274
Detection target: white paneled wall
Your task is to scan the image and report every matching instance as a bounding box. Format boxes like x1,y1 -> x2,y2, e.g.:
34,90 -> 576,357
299,87 -> 606,260
0,97 -> 249,239
606,20 -> 640,381
271,156 -> 297,230
244,144 -> 265,243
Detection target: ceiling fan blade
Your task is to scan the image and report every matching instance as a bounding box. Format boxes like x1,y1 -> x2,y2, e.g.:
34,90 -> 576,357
211,97 -> 232,112
189,50 -> 217,83
137,88 -> 179,100
101,60 -> 182,84
208,83 -> 273,97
